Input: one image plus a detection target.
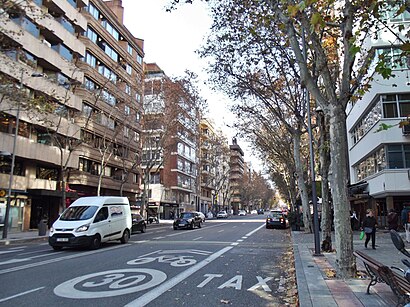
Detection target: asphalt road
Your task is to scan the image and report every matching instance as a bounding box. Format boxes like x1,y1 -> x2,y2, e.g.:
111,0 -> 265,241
0,215 -> 295,307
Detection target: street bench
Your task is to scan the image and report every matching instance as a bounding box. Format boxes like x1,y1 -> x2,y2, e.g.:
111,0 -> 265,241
354,250 -> 410,306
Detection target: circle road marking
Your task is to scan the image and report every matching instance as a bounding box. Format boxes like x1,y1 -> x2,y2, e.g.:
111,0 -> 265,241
54,269 -> 167,299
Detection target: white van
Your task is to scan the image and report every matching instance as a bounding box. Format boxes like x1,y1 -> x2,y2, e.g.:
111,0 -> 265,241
49,196 -> 132,251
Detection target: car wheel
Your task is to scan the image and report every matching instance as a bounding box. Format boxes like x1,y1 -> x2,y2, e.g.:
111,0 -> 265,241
198,222 -> 202,228
190,222 -> 194,230
141,225 -> 146,233
52,246 -> 63,251
89,234 -> 101,250
120,229 -> 130,244
173,226 -> 177,230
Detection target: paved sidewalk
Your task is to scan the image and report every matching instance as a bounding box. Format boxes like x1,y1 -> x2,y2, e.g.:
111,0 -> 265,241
293,229 -> 405,306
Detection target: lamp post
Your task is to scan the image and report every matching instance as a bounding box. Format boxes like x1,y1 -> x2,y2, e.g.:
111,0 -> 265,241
2,71 -> 43,239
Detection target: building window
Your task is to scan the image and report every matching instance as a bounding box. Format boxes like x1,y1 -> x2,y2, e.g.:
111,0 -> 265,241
79,158 -> 101,175
126,64 -> 132,75
136,54 -> 143,65
125,105 -> 130,115
134,131 -> 140,142
387,144 -> 410,169
98,65 -> 117,83
87,3 -> 100,20
382,2 -> 410,22
102,90 -> 116,106
82,103 -> 93,117
135,112 -> 141,123
150,173 -> 160,184
85,77 -> 96,91
127,44 -> 132,55
36,165 -> 58,180
376,47 -> 410,70
102,42 -> 118,62
125,84 -> 131,95
12,16 -> 39,38
382,93 -> 410,118
101,19 -> 119,40
124,126 -> 129,138
86,27 -> 97,43
85,52 -> 96,67
135,92 -> 141,103
66,0 -> 77,8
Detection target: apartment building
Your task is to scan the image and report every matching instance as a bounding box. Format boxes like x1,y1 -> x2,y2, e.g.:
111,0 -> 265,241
229,137 -> 244,214
70,0 -> 143,204
143,63 -> 200,219
346,6 -> 410,227
199,118 -> 230,214
0,0 -> 143,233
0,0 -> 87,231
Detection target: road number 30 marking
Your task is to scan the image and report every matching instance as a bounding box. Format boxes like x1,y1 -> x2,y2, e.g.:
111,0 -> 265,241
54,269 -> 167,299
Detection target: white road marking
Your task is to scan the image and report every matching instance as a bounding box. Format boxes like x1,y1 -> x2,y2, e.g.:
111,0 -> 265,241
231,243 -> 239,246
197,274 -> 223,288
153,237 -> 166,240
54,269 -> 167,299
0,287 -> 44,303
0,250 -> 24,255
248,276 -> 273,292
132,240 -> 148,244
192,237 -> 202,241
218,275 -> 243,290
0,244 -> 129,275
237,239 -> 243,242
218,230 -> 224,233
242,237 -> 247,239
125,246 -> 233,307
245,224 -> 265,237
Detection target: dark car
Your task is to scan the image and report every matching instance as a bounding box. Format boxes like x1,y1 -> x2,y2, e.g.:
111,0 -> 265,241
173,212 -> 202,230
257,209 -> 264,215
131,213 -> 147,233
266,211 -> 289,229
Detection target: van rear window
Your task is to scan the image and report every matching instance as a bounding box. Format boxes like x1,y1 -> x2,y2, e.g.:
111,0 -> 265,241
60,206 -> 98,221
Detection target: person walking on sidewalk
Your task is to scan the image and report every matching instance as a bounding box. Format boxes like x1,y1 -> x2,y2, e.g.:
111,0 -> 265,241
401,204 -> 410,243
387,208 -> 398,231
362,209 -> 377,249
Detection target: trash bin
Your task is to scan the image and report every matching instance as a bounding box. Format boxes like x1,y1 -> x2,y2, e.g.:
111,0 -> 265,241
38,219 -> 47,236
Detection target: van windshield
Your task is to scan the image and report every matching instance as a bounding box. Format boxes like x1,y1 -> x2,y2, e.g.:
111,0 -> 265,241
60,206 -> 98,221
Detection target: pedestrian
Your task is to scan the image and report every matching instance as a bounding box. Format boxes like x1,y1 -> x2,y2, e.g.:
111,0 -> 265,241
401,204 -> 410,242
387,208 -> 398,231
362,209 -> 377,249
350,210 -> 358,230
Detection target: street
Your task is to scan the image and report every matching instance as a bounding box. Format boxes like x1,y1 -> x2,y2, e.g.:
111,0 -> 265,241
0,215 -> 296,306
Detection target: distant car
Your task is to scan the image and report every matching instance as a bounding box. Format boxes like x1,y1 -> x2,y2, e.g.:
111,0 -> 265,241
217,211 -> 228,219
266,211 -> 289,229
173,212 -> 202,230
131,213 -> 147,233
238,210 -> 247,216
257,209 -> 264,215
195,211 -> 206,222
250,210 -> 257,214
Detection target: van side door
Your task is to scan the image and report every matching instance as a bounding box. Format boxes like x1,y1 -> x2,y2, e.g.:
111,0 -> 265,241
93,207 -> 111,241
109,205 -> 125,239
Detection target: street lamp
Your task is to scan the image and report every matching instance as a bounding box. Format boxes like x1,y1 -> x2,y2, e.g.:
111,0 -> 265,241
2,71 -> 43,239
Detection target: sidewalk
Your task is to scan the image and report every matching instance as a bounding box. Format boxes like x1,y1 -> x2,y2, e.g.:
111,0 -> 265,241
293,229 -> 403,306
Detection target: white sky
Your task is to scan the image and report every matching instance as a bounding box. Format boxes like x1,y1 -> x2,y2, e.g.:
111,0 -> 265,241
121,0 -> 262,172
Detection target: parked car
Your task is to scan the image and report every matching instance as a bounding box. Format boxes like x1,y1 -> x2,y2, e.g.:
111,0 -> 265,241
257,209 -> 264,215
131,213 -> 146,233
173,212 -> 202,230
195,211 -> 206,223
238,210 -> 247,216
217,210 -> 228,219
266,211 -> 289,229
250,210 -> 257,214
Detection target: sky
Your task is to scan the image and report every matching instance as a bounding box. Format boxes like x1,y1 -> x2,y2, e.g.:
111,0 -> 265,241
121,0 -> 262,172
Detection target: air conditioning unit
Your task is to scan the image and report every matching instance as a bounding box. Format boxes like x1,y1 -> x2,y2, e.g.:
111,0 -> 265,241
402,124 -> 410,135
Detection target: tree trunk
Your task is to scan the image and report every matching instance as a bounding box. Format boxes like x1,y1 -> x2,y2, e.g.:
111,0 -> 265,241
328,104 -> 355,278
293,133 -> 311,233
318,112 -> 332,250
